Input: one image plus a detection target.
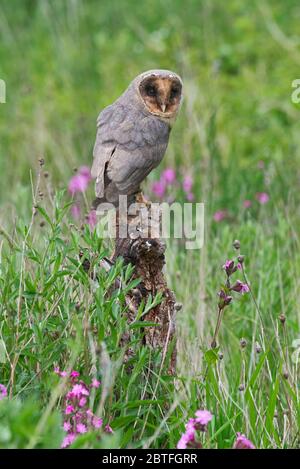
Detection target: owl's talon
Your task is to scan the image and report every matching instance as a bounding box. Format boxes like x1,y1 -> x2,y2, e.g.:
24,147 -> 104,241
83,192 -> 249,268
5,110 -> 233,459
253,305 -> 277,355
135,192 -> 151,209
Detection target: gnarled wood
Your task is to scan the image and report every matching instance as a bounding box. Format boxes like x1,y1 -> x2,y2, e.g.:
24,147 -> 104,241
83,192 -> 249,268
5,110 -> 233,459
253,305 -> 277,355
113,198 -> 177,375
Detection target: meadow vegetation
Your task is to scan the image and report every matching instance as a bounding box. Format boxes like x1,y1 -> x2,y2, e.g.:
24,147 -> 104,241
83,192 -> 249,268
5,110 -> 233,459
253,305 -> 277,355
0,0 -> 300,448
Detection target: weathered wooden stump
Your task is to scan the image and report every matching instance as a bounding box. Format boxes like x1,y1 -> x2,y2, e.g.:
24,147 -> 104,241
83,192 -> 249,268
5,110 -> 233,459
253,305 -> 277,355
112,196 -> 177,375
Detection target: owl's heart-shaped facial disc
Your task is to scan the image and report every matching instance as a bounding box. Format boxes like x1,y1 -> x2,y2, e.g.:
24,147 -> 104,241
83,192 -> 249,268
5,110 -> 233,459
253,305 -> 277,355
139,75 -> 182,118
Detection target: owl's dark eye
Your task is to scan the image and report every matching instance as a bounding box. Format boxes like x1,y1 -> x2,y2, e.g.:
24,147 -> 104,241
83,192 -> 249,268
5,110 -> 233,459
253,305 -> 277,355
170,87 -> 180,99
145,85 -> 157,97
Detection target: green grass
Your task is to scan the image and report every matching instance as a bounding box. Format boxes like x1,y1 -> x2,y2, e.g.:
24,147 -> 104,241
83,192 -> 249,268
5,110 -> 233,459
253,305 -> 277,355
0,0 -> 300,449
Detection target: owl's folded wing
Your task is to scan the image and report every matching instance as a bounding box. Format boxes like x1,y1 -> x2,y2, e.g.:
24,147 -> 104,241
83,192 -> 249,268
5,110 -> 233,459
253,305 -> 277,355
91,104 -> 121,198
92,103 -> 169,198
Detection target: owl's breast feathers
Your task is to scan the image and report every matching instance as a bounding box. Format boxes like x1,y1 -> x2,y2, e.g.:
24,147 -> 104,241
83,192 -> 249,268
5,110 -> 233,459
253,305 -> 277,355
92,96 -> 171,202
98,101 -> 170,150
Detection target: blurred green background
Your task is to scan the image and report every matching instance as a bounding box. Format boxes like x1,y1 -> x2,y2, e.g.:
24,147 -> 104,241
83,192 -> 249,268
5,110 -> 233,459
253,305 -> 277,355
0,0 -> 300,449
1,0 -> 300,368
1,0 -> 300,214
1,0 -> 300,359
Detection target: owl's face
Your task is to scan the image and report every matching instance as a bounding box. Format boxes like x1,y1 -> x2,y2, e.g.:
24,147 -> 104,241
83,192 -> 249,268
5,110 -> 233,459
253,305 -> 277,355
138,72 -> 182,118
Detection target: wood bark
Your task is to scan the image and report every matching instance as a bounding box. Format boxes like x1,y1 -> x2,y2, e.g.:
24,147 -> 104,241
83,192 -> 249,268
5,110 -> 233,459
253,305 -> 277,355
112,196 -> 178,375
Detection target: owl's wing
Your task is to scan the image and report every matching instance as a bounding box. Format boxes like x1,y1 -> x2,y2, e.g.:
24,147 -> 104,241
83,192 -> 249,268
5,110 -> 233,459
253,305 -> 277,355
107,141 -> 168,194
91,104 -> 123,198
108,113 -> 170,194
92,102 -> 169,197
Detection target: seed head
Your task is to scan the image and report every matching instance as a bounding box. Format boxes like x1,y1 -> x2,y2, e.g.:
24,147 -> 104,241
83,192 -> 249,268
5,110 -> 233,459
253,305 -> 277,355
240,338 -> 247,349
255,342 -> 262,354
279,313 -> 286,324
233,240 -> 241,250
282,368 -> 289,380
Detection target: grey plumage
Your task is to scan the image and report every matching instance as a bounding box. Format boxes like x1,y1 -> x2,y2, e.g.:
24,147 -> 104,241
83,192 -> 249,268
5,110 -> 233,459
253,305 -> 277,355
91,69 -> 182,206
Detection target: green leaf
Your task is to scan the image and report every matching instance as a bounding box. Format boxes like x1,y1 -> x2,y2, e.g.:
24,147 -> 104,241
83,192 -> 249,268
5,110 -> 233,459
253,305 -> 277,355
204,348 -> 219,365
0,340 -> 7,363
129,321 -> 159,329
36,206 -> 53,229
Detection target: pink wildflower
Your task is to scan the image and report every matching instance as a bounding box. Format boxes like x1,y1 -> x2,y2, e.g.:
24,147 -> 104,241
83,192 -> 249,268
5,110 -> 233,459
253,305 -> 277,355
71,384 -> 89,397
71,203 -> 81,220
76,423 -> 87,434
177,428 -> 195,449
233,433 -> 256,449
87,210 -> 97,229
74,411 -> 84,422
256,192 -> 269,205
61,433 -> 76,448
78,166 -> 92,179
185,418 -> 196,432
58,369 -> 110,449
186,192 -> 194,201
104,424 -> 113,433
92,417 -> 103,429
91,379 -> 101,389
213,210 -> 228,222
223,259 -> 234,270
161,168 -> 176,185
63,421 -> 71,432
0,384 -> 7,400
65,405 -> 74,415
152,180 -> 166,198
223,259 -> 236,276
183,175 -> 193,193
243,199 -> 252,208
79,397 -> 87,407
231,280 -> 250,294
177,409 -> 212,449
218,289 -> 233,307
195,410 -> 213,427
68,173 -> 91,195
68,166 -> 91,195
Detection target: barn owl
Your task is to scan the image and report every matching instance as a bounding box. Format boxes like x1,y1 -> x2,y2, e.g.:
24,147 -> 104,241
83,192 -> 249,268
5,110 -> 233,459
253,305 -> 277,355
91,69 -> 183,207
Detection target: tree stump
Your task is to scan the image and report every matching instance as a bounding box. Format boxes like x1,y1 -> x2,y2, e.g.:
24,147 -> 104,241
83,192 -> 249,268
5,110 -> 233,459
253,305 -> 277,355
112,196 -> 177,375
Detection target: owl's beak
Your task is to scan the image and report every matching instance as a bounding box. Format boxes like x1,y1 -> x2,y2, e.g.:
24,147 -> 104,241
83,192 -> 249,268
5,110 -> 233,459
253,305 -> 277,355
160,103 -> 166,113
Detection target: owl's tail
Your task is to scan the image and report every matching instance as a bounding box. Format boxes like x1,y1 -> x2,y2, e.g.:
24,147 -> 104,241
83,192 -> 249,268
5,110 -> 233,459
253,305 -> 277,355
92,191 -> 139,211
92,197 -> 105,210
92,197 -> 120,210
